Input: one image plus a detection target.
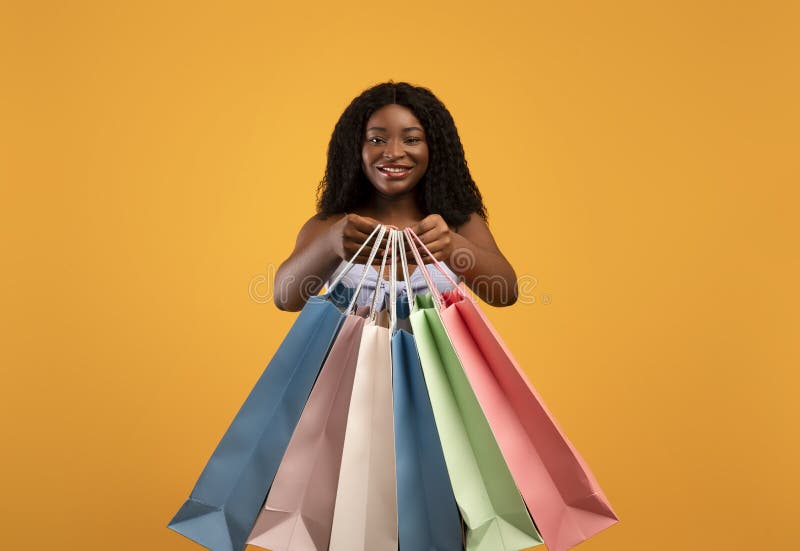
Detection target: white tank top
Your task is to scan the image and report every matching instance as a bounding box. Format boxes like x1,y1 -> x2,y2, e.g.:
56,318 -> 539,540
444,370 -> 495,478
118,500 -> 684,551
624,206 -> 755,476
324,260 -> 459,309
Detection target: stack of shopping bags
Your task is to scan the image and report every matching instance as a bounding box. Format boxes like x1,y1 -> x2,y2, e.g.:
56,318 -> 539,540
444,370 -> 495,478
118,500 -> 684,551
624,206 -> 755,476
168,225 -> 618,551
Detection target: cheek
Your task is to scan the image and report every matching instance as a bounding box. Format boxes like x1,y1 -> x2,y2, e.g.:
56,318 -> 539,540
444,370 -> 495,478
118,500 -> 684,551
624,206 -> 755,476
420,148 -> 430,172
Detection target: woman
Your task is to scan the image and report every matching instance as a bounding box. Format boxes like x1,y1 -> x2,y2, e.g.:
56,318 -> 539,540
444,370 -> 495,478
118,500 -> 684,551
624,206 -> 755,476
273,81 -> 518,311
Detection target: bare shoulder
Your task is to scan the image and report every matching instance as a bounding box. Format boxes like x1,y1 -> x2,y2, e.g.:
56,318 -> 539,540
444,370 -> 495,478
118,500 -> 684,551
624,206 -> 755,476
295,212 -> 345,246
453,212 -> 502,252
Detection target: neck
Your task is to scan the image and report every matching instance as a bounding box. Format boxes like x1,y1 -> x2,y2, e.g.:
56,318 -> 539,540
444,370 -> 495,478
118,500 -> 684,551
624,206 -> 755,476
362,188 -> 426,226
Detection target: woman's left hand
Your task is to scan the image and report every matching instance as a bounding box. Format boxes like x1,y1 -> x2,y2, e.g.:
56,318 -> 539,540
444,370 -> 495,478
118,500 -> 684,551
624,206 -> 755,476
407,214 -> 455,262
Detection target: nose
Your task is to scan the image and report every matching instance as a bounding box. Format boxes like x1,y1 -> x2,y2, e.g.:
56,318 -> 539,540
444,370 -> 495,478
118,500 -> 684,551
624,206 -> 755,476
383,138 -> 405,159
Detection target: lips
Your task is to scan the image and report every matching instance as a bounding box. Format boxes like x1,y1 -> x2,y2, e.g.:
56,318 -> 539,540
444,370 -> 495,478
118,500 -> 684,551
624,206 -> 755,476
377,164 -> 413,178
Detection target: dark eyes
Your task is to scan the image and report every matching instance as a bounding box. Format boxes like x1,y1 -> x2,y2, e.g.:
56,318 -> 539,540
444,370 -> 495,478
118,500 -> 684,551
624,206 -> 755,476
366,136 -> 423,145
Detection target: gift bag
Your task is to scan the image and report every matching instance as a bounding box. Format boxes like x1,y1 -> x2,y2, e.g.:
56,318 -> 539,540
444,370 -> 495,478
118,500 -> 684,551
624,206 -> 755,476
328,228 -> 400,551
168,226 -> 386,551
407,228 -> 619,551
391,231 -> 462,551
405,232 -> 543,551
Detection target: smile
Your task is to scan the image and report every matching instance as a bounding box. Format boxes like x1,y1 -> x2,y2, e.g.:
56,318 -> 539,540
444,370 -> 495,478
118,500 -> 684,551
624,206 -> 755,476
377,166 -> 413,178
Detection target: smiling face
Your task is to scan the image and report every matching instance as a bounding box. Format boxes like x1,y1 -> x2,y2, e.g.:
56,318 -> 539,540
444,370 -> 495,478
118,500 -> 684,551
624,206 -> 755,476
361,104 -> 429,197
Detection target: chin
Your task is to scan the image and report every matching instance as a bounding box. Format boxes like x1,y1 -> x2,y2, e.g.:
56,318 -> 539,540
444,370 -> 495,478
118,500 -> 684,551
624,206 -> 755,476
380,186 -> 412,196
373,180 -> 420,197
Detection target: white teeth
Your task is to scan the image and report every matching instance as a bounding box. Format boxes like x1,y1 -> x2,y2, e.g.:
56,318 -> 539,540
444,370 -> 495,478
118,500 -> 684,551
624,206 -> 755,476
380,167 -> 409,173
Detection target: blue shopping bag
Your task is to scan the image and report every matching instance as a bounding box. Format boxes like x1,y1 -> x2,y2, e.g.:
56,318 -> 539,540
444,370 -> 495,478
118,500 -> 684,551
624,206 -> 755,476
169,226 -> 387,551
392,323 -> 463,550
391,233 -> 462,550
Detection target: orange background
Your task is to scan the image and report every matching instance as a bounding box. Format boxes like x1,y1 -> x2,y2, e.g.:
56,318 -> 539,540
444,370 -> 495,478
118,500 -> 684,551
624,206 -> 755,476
1,1 -> 798,550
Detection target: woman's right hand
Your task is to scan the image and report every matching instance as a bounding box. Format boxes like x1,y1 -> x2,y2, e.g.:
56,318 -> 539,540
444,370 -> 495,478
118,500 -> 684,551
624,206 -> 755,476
328,213 -> 386,263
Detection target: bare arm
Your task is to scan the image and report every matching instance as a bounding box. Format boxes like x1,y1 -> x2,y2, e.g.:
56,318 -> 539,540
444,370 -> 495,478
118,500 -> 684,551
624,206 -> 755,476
273,213 -> 382,311
410,213 -> 518,307
451,213 -> 518,307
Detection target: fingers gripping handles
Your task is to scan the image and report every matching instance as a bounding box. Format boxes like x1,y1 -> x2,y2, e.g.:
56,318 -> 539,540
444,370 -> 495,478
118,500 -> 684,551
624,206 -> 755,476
402,227 -> 464,310
326,224 -> 461,320
328,223 -> 398,330
325,224 -> 387,315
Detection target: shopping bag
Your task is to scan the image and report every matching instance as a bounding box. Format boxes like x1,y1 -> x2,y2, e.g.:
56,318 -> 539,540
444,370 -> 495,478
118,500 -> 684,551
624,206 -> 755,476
407,228 -> 619,551
329,229 -> 399,551
247,229 -> 394,551
168,225 -> 386,551
405,232 -> 541,551
410,291 -> 544,551
391,231 -> 462,551
246,311 -> 366,550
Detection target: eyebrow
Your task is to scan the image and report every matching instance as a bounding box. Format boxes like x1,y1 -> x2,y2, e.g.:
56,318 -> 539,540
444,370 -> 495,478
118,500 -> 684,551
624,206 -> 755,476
366,126 -> 424,133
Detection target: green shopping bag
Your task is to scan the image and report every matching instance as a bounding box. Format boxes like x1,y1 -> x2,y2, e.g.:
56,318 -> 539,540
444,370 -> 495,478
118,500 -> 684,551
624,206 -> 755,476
409,292 -> 544,551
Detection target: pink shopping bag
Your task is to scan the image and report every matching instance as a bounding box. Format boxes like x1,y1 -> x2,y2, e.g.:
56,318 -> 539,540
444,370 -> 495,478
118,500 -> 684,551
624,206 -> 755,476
247,311 -> 367,550
328,229 -> 399,551
248,225 -> 391,551
406,228 -> 619,551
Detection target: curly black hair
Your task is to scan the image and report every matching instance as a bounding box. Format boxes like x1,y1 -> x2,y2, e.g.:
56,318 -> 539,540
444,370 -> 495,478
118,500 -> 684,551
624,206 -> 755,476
316,81 -> 487,227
